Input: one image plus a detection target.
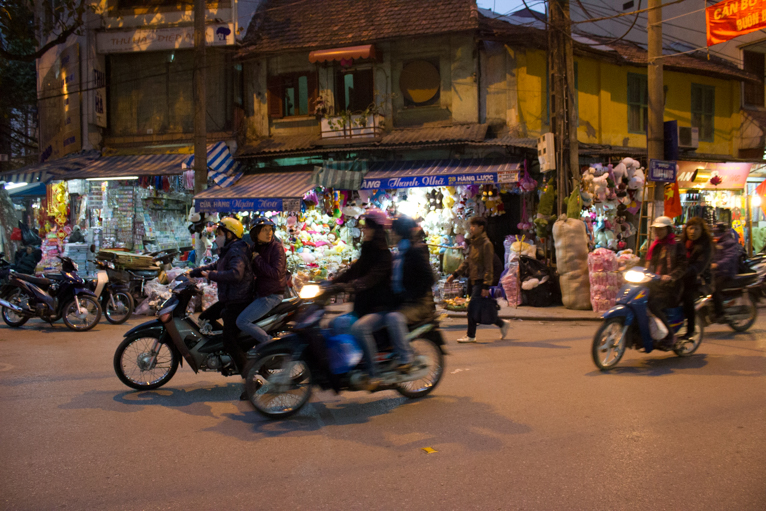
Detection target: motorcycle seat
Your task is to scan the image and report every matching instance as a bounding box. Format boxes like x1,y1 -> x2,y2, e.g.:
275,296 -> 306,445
130,270 -> 158,278
723,272 -> 759,291
271,297 -> 300,314
16,273 -> 53,289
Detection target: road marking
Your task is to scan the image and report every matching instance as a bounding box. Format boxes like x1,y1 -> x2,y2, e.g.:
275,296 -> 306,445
421,447 -> 437,454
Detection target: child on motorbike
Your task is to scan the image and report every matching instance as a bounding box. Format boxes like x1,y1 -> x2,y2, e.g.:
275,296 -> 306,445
646,216 -> 687,349
679,217 -> 713,339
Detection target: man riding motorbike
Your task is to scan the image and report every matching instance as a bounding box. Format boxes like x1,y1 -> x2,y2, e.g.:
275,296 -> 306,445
236,217 -> 287,345
330,210 -> 393,389
710,222 -> 741,323
646,216 -> 687,349
382,215 -> 435,373
190,217 -> 254,378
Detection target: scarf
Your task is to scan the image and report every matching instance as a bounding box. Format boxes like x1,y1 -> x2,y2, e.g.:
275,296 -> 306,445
686,239 -> 695,259
647,232 -> 676,261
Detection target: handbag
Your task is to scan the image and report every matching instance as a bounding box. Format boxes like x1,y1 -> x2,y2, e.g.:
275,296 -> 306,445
469,295 -> 499,325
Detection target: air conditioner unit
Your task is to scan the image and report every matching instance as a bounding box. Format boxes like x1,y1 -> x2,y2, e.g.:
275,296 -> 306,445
678,126 -> 699,150
537,133 -> 556,172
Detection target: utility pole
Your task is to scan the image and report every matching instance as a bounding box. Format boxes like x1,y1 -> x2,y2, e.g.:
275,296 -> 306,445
561,0 -> 580,189
648,0 -> 664,216
193,0 -> 207,195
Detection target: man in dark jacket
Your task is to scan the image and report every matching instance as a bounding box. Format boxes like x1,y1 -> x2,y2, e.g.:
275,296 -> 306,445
13,246 -> 42,274
191,217 -> 253,376
382,216 -> 435,372
236,217 -> 287,345
711,222 -> 740,322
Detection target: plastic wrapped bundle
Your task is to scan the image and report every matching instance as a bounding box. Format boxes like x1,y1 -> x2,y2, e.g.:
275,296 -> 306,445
553,215 -> 591,309
588,249 -> 623,313
501,262 -> 521,307
201,282 -> 218,311
587,248 -> 618,273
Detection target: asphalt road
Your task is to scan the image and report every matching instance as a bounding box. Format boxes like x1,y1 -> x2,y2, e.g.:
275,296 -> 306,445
1,313 -> 764,510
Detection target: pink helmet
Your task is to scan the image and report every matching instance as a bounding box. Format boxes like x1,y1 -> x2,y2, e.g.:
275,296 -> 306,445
361,208 -> 390,229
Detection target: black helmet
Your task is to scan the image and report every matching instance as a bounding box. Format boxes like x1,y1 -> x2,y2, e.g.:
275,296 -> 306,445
391,215 -> 418,240
250,217 -> 276,239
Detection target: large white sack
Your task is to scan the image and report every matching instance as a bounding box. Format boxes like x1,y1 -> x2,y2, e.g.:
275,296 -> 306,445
553,215 -> 591,310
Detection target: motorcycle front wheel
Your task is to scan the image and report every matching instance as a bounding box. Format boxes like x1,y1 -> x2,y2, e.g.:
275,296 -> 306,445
104,291 -> 134,325
727,293 -> 757,332
592,317 -> 627,371
2,289 -> 30,327
396,338 -> 444,399
245,353 -> 312,419
62,295 -> 102,331
114,333 -> 179,390
674,313 -> 704,357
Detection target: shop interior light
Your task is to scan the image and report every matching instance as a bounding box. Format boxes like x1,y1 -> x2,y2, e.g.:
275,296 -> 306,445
752,194 -> 762,208
85,176 -> 139,181
691,170 -> 712,182
3,182 -> 28,190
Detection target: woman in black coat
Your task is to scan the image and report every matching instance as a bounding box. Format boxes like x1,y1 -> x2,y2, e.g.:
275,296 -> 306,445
679,217 -> 713,339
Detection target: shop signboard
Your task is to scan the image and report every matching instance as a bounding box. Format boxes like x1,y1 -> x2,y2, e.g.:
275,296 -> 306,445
648,160 -> 677,182
706,0 -> 766,46
497,170 -> 520,183
194,197 -> 302,213
361,172 -> 501,190
97,23 -> 235,53
676,161 -> 751,190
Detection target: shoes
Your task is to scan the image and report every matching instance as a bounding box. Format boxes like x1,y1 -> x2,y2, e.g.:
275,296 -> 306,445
365,377 -> 381,392
500,321 -> 510,340
457,336 -> 476,343
239,389 -> 248,401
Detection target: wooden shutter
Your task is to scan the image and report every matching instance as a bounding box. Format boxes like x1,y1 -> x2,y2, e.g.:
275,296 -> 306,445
307,71 -> 318,115
743,51 -> 765,107
267,76 -> 284,118
352,69 -> 374,112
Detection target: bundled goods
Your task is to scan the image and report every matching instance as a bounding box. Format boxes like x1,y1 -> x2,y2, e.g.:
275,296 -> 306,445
553,214 -> 591,310
200,282 -> 218,311
616,249 -> 641,272
501,262 -> 521,306
63,243 -> 89,272
588,249 -> 621,314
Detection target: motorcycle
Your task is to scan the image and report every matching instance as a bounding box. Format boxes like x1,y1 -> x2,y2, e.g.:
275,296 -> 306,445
113,275 -> 303,390
592,267 -> 704,371
695,270 -> 761,332
0,256 -> 102,331
243,284 -> 447,419
91,262 -> 135,324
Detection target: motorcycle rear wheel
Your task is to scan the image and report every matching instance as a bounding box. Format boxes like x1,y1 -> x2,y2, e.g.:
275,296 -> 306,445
396,338 -> 444,399
114,333 -> 179,390
2,289 -> 30,327
62,296 -> 101,331
727,293 -> 757,332
592,318 -> 627,371
245,353 -> 312,419
674,313 -> 704,357
104,291 -> 134,325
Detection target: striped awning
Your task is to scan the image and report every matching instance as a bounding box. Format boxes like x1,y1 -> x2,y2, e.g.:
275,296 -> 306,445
0,170 -> 53,184
311,160 -> 368,190
0,150 -> 101,183
182,142 -> 242,187
65,154 -> 187,179
193,171 -> 314,213
360,159 -> 522,190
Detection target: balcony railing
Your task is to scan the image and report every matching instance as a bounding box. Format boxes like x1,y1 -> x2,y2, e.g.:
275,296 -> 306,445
317,114 -> 384,145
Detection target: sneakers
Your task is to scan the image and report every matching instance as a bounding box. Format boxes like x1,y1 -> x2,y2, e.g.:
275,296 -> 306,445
500,321 -> 510,340
457,336 -> 476,343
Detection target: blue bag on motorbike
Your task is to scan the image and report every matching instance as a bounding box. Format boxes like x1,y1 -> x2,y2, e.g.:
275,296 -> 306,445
325,334 -> 364,374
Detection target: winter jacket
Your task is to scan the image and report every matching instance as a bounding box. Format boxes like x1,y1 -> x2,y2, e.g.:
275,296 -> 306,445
712,230 -> 740,279
647,235 -> 687,300
251,236 -> 287,298
681,235 -> 713,280
393,241 -> 434,304
333,229 -> 393,317
453,231 -> 496,289
13,248 -> 41,274
191,238 -> 253,304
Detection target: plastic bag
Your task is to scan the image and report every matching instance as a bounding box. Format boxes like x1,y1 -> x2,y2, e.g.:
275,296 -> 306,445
648,313 -> 668,340
326,334 -> 364,374
134,298 -> 154,316
443,248 -> 464,275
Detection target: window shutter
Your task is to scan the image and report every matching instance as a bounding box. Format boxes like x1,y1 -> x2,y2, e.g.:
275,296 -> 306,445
267,76 -> 284,118
307,72 -> 318,115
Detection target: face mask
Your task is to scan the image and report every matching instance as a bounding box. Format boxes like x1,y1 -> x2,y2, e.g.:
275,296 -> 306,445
215,234 -> 226,248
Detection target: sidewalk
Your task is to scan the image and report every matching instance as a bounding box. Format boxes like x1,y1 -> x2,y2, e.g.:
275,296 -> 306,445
325,301 -> 603,322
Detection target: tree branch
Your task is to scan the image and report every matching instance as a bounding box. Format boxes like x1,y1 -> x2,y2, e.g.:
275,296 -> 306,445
0,22 -> 79,62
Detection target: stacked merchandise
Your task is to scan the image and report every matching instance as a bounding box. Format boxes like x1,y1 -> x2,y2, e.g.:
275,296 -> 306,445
63,243 -> 89,272
137,188 -> 193,251
588,248 -> 620,314
112,188 -> 135,247
38,234 -> 62,272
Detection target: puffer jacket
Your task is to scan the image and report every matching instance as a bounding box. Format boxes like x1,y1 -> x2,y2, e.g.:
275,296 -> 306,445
191,238 -> 253,303
333,229 -> 393,317
713,230 -> 740,279
453,231 -> 496,289
251,236 -> 287,297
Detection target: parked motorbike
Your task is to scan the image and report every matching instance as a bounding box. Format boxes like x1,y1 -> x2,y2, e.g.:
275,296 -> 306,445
91,262 -> 135,324
695,271 -> 761,332
243,284 -> 447,419
0,256 -> 102,331
592,267 -> 704,371
113,275 -> 302,390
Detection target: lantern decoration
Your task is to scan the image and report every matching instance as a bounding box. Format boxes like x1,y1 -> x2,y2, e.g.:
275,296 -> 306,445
47,182 -> 69,247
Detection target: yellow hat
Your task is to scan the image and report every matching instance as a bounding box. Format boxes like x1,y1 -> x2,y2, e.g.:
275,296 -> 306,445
218,217 -> 244,239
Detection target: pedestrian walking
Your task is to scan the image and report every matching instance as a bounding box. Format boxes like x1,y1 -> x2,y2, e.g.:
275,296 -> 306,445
447,216 -> 509,343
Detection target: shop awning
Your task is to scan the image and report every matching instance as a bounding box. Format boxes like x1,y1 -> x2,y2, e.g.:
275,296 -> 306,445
0,150 -> 101,183
676,161 -> 751,190
65,154 -> 188,179
309,45 -> 376,63
0,170 -> 53,185
360,159 -> 521,190
6,182 -> 47,197
193,171 -> 314,213
182,142 -> 242,187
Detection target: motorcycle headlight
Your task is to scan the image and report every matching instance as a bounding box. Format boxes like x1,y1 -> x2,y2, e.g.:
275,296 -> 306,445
624,270 -> 648,284
299,284 -> 321,300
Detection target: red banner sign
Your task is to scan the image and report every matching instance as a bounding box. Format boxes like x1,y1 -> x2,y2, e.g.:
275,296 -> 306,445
706,0 -> 766,46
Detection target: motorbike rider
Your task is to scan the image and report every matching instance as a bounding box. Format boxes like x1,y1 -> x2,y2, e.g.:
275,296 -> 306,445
679,217 -> 713,339
330,209 -> 393,388
190,217 -> 254,378
710,222 -> 741,323
236,217 -> 287,345
646,216 -> 687,348
381,215 -> 435,373
12,245 -> 42,275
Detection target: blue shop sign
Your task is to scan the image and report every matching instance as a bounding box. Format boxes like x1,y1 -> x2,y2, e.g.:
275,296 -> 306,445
194,198 -> 295,212
360,172 -> 498,190
648,160 -> 677,182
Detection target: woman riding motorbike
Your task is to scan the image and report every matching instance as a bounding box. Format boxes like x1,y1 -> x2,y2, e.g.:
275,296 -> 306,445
679,217 -> 713,339
646,216 -> 687,349
710,222 -> 742,323
330,210 -> 393,388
